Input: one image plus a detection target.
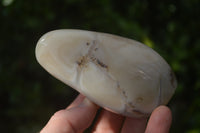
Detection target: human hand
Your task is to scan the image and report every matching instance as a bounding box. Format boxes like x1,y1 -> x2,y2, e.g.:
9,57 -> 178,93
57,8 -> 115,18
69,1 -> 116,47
40,94 -> 172,133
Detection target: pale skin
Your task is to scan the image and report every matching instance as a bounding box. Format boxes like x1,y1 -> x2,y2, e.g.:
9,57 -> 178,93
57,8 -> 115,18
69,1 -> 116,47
40,94 -> 172,133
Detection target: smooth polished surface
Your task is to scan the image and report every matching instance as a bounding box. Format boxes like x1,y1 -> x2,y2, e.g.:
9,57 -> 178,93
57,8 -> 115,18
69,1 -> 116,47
36,29 -> 177,117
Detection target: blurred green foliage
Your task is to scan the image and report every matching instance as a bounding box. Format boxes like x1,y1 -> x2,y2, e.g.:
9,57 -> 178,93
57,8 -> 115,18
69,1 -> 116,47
0,0 -> 200,132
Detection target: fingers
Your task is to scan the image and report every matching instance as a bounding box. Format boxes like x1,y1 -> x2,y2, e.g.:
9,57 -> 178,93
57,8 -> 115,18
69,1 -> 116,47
40,94 -> 99,133
92,110 -> 124,133
121,116 -> 148,133
40,94 -> 172,133
145,105 -> 172,133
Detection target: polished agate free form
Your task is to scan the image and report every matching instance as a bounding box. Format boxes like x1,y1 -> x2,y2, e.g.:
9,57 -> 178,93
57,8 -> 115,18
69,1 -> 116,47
35,29 -> 177,117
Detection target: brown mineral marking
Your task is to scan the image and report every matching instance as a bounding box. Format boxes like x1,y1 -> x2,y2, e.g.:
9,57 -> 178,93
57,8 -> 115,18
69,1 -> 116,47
136,97 -> 143,103
127,102 -> 135,108
97,59 -> 108,68
94,48 -> 98,51
122,90 -> 126,96
90,56 -> 95,61
86,42 -> 90,46
76,58 -> 83,66
76,56 -> 87,67
76,60 -> 82,66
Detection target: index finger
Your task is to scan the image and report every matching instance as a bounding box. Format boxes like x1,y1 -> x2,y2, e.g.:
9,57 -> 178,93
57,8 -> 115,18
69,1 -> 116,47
41,96 -> 99,133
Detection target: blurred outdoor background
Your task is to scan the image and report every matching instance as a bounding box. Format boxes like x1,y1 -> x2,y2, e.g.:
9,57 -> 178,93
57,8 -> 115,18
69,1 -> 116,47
0,0 -> 200,132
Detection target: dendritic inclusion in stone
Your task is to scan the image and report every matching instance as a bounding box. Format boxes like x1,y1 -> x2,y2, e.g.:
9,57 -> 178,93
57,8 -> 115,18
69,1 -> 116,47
35,29 -> 177,117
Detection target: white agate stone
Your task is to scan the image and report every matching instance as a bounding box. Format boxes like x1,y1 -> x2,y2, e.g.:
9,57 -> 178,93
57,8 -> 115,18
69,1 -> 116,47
35,29 -> 177,117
